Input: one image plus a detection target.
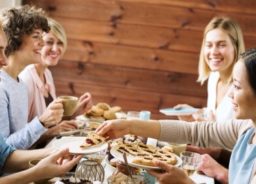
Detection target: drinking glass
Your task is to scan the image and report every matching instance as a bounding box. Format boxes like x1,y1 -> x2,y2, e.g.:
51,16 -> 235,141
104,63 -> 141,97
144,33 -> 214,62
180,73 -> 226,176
180,151 -> 201,176
126,111 -> 141,120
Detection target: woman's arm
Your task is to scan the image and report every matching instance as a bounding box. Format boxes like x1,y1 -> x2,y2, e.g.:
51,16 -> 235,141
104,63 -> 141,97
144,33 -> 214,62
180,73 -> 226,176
1,149 -> 82,184
96,119 -> 161,139
159,119 -> 254,150
0,167 -> 39,184
97,118 -> 254,150
3,148 -> 53,172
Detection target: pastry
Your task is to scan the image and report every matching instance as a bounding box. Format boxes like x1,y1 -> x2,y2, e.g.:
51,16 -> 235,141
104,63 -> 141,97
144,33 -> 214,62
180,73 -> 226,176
96,102 -> 110,110
113,136 -> 178,168
80,132 -> 105,149
103,110 -> 116,120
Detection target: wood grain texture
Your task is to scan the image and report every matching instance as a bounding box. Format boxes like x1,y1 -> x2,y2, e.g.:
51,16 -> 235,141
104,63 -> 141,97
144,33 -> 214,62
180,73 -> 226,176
23,0 -> 255,118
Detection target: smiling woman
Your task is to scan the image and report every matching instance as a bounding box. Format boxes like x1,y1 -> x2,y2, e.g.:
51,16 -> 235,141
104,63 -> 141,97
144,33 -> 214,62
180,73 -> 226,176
19,17 -> 93,147
95,49 -> 256,184
0,5 -> 64,149
230,49 -> 256,120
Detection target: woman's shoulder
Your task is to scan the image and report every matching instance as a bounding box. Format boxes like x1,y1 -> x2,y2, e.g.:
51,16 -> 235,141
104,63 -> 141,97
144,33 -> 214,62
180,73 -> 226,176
19,64 -> 36,79
232,119 -> 255,137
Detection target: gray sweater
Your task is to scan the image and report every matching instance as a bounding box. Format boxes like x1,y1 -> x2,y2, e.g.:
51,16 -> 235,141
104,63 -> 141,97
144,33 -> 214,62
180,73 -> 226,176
0,70 -> 47,149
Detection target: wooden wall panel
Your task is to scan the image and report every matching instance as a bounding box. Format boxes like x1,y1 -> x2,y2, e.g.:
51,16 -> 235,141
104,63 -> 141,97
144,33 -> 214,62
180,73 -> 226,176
23,0 -> 256,119
55,17 -> 256,54
51,61 -> 205,97
51,61 -> 206,119
120,0 -> 256,14
63,40 -> 199,74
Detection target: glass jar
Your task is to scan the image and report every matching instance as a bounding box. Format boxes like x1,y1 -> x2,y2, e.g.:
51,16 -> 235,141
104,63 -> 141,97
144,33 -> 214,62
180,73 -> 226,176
75,160 -> 105,182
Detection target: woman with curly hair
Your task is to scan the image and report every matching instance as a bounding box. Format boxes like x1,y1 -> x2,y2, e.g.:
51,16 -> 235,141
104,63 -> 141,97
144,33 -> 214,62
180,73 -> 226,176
19,18 -> 92,145
0,5 -> 64,149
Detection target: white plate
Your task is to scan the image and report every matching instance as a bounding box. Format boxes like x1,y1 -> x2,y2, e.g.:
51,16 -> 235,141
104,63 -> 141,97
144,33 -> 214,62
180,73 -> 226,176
59,129 -> 84,136
53,136 -> 108,155
110,146 -> 182,170
160,107 -> 198,116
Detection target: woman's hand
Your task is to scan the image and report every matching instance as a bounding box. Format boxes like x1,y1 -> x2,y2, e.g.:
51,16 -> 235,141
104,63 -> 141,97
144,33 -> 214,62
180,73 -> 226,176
39,99 -> 64,128
197,154 -> 228,184
186,146 -> 222,159
33,149 -> 82,180
148,161 -> 195,184
75,92 -> 93,115
46,120 -> 78,136
96,119 -> 131,139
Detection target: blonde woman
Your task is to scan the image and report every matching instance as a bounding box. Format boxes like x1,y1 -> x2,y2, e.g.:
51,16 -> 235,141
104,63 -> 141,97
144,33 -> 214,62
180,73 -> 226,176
96,48 -> 256,184
177,16 -> 245,123
19,18 -> 92,141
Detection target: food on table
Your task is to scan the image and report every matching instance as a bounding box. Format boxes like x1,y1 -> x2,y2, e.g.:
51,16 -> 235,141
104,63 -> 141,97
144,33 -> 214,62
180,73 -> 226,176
87,121 -> 102,131
113,136 -> 177,167
86,102 -> 122,120
80,132 -> 106,149
107,172 -> 144,184
96,102 -> 110,110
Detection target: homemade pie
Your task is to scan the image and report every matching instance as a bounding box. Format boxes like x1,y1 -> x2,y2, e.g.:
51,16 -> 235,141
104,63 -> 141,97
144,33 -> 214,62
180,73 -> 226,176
80,132 -> 106,149
113,137 -> 177,167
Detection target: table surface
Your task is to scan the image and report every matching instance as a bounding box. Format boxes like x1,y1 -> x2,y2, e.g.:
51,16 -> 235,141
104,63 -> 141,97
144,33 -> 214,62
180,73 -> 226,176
46,137 -> 215,184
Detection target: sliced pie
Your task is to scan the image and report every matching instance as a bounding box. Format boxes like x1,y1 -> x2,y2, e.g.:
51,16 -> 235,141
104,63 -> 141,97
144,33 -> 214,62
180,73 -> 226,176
80,132 -> 106,149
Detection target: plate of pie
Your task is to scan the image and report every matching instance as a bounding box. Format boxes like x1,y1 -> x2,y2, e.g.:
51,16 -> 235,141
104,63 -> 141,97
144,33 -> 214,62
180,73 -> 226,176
54,133 -> 108,155
160,107 -> 198,116
110,140 -> 182,170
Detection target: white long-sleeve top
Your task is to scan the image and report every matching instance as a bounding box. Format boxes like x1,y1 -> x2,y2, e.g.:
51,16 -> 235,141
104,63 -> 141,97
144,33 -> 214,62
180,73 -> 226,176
207,72 -> 234,123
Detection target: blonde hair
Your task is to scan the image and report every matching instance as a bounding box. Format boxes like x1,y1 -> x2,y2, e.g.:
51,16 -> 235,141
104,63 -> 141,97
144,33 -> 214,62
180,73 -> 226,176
197,16 -> 245,85
47,17 -> 67,52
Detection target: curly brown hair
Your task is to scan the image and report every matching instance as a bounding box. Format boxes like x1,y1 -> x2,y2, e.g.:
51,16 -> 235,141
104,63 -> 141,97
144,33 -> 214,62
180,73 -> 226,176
0,5 -> 50,57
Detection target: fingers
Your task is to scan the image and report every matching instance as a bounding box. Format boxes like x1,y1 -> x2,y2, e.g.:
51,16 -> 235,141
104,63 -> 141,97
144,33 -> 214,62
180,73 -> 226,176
40,102 -> 64,126
49,100 -> 64,110
148,169 -> 165,179
60,154 -> 83,172
140,161 -> 169,179
96,121 -> 111,137
147,161 -> 171,178
49,148 -> 70,161
60,120 -> 78,129
153,160 -> 172,172
79,92 -> 91,101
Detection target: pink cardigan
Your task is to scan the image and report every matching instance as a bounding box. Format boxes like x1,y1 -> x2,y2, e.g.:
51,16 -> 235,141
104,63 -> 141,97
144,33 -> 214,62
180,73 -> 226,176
19,64 -> 57,121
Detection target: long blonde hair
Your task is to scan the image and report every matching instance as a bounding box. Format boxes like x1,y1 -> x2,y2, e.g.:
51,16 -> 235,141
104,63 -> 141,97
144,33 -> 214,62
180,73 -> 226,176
197,16 -> 245,85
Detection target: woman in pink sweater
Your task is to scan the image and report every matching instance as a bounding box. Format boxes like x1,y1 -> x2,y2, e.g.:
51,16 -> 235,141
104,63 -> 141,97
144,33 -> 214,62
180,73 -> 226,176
19,18 -> 92,144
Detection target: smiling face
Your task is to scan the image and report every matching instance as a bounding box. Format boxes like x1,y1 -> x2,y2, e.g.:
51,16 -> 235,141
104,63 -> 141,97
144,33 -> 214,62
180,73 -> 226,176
229,61 -> 256,121
18,29 -> 44,66
204,28 -> 235,74
40,31 -> 65,67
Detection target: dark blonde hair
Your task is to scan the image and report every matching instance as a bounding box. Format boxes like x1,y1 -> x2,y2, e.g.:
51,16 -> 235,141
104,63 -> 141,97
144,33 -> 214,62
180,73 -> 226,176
197,16 -> 245,85
1,5 -> 50,57
47,17 -> 67,52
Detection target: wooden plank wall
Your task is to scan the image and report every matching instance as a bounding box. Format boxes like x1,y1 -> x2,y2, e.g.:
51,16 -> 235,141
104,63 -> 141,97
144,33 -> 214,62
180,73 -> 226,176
23,0 -> 256,119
